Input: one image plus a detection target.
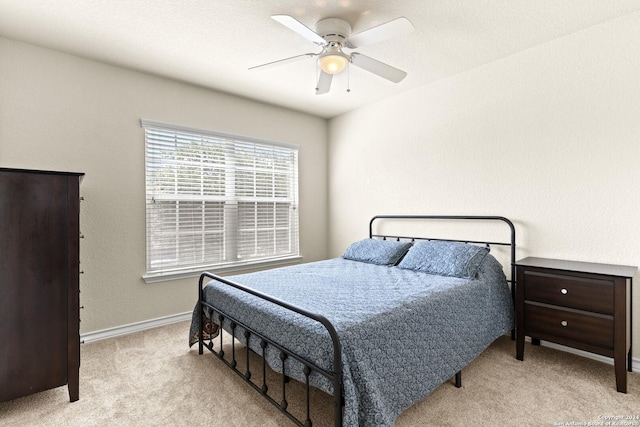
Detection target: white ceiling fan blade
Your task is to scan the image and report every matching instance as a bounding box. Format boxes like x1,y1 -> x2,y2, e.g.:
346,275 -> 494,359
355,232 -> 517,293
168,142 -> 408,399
271,15 -> 325,46
315,71 -> 333,95
346,17 -> 414,48
350,53 -> 407,83
249,52 -> 316,70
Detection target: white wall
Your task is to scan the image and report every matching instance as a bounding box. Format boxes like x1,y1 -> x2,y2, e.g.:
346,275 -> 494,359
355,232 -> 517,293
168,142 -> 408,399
0,37 -> 328,333
328,12 -> 640,352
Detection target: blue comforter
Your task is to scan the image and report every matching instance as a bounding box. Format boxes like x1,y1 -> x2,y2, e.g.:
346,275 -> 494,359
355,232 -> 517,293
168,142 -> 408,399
189,255 -> 513,427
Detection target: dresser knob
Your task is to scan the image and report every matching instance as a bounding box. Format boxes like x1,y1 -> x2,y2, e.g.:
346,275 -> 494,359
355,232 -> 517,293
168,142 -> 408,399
561,320 -> 568,327
560,288 -> 568,295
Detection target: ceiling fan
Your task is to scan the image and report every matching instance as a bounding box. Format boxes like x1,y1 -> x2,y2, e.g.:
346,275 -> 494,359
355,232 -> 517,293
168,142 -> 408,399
250,15 -> 414,95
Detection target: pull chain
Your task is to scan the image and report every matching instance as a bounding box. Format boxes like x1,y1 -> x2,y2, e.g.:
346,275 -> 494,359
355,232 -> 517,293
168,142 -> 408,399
346,62 -> 351,93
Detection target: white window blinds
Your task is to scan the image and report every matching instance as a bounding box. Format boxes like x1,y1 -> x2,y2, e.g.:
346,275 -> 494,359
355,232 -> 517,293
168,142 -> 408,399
142,120 -> 299,281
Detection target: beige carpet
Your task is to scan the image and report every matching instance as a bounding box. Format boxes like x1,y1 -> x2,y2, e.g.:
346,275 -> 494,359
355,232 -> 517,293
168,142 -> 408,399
1,320 -> 638,426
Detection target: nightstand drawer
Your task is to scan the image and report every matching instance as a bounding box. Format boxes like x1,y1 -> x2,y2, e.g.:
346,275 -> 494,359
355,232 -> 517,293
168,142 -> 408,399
524,304 -> 613,349
523,271 -> 613,314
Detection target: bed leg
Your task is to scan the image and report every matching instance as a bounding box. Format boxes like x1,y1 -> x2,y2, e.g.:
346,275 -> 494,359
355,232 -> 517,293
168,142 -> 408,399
198,304 -> 203,355
455,371 -> 462,388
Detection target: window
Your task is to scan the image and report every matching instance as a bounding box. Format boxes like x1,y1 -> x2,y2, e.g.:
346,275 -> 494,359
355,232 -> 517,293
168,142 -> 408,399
142,120 -> 299,282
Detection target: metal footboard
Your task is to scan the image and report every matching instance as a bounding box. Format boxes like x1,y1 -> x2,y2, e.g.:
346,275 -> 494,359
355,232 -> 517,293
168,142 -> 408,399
197,272 -> 343,427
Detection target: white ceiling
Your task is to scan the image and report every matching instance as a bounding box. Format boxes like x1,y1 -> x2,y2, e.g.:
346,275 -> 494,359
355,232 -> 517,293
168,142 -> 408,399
1,0 -> 640,118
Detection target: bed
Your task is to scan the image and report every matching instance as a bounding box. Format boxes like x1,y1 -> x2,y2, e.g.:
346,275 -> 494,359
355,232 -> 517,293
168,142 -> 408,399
189,215 -> 516,427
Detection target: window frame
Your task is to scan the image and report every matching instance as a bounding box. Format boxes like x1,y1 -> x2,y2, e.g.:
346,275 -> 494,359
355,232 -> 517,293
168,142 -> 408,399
141,119 -> 301,283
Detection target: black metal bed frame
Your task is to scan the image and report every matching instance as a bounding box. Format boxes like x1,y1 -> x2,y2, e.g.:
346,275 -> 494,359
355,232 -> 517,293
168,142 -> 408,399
197,215 -> 516,427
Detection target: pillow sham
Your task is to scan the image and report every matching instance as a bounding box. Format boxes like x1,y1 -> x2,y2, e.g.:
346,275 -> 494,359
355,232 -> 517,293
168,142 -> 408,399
397,240 -> 489,278
342,238 -> 413,266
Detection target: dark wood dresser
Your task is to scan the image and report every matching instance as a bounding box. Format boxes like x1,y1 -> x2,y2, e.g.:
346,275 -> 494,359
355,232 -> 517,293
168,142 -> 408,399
515,256 -> 636,393
0,168 -> 84,402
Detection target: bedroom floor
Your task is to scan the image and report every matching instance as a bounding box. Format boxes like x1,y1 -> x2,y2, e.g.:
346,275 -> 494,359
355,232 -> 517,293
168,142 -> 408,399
0,321 -> 637,426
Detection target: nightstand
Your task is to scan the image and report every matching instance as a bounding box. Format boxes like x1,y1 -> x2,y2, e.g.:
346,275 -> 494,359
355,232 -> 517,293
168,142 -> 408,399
515,257 -> 637,393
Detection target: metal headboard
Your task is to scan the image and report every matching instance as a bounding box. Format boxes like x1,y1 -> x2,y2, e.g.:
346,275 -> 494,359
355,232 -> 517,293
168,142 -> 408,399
369,215 -> 516,288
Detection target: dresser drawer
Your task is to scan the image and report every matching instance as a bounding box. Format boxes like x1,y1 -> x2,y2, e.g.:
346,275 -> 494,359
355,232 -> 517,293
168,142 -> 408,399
523,271 -> 613,314
524,304 -> 613,349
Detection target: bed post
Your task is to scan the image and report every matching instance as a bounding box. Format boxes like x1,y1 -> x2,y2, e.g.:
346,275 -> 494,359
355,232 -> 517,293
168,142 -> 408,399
326,322 -> 343,427
198,273 -> 206,355
508,218 -> 516,340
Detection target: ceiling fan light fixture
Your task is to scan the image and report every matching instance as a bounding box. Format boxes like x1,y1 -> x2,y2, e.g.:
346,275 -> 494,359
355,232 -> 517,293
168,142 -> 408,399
318,51 -> 349,75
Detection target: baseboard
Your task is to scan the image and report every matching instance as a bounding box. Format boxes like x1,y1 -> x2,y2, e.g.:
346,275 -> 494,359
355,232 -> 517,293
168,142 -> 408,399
539,340 -> 640,373
80,311 -> 192,344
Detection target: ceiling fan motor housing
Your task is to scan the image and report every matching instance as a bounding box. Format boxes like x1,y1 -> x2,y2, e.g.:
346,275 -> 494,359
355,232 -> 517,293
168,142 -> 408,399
316,18 -> 352,43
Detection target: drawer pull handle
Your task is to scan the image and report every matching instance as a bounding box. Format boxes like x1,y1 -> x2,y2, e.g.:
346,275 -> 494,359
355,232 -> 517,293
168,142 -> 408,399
561,320 -> 568,327
560,288 -> 568,295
